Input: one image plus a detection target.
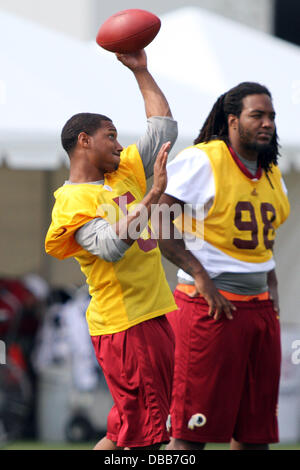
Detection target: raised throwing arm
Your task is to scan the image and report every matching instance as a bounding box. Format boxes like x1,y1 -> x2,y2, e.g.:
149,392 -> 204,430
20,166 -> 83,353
116,50 -> 172,118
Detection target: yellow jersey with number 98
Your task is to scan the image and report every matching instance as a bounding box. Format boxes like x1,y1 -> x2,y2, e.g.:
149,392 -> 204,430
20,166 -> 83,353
45,144 -> 177,336
197,140 -> 290,263
165,139 -> 290,279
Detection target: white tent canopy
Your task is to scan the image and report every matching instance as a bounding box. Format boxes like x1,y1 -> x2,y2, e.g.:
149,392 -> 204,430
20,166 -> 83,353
0,7 -> 300,170
147,7 -> 300,171
0,10 -> 156,169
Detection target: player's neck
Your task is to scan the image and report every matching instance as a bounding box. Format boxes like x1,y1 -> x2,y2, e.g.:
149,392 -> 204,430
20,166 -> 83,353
230,142 -> 258,162
69,157 -> 104,183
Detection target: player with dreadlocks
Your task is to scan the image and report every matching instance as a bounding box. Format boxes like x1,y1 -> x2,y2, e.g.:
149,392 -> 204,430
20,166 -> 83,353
194,82 -> 279,186
156,82 -> 290,450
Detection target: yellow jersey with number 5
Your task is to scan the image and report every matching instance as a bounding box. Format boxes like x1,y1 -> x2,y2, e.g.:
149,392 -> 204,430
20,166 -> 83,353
45,144 -> 177,336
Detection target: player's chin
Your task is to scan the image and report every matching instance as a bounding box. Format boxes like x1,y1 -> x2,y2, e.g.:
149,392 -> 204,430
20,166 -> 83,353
106,162 -> 119,173
254,139 -> 273,153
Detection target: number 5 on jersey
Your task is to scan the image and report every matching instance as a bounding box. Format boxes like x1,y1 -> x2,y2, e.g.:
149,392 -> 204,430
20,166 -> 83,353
113,191 -> 157,253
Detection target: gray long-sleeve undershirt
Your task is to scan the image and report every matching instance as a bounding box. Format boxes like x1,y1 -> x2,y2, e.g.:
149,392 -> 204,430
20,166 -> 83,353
73,116 -> 178,262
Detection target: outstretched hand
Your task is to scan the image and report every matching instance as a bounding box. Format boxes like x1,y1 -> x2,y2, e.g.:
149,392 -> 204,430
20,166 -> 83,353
115,49 -> 147,71
152,141 -> 171,196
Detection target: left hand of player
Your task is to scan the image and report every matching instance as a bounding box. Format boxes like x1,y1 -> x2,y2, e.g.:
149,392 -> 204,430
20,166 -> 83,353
269,284 -> 280,313
152,141 -> 171,196
192,271 -> 236,321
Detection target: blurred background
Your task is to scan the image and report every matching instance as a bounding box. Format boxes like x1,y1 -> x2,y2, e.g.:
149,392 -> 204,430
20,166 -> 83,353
0,0 -> 300,449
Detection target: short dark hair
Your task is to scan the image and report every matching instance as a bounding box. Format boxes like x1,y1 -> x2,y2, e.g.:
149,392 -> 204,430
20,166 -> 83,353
194,82 -> 279,173
61,112 -> 112,154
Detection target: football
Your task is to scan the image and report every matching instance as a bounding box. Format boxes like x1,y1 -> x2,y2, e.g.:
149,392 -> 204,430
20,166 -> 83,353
96,9 -> 161,53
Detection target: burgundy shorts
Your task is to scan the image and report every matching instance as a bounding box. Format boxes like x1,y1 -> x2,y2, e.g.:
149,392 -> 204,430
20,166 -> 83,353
167,289 -> 281,444
91,315 -> 175,448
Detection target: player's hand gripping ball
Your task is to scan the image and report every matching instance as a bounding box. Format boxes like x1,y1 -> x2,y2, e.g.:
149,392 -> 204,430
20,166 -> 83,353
96,9 -> 161,53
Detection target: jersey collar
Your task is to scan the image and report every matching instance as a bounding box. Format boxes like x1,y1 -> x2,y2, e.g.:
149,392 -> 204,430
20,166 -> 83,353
227,145 -> 262,180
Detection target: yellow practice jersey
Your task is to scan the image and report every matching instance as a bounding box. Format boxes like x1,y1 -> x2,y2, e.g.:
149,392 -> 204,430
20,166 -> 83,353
166,139 -> 290,278
45,144 -> 177,336
199,140 -> 290,263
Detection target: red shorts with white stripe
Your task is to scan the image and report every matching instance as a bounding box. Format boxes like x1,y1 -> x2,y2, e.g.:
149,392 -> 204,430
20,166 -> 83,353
167,288 -> 281,444
91,315 -> 175,448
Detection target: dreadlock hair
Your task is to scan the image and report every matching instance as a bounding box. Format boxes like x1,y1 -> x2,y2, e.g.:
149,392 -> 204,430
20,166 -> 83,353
61,112 -> 112,155
194,82 -> 280,174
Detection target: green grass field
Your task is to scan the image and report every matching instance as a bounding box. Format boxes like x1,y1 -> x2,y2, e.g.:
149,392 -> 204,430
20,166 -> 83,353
2,440 -> 300,450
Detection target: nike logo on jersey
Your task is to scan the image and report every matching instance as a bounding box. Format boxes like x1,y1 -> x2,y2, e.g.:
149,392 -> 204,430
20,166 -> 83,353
54,227 -> 67,238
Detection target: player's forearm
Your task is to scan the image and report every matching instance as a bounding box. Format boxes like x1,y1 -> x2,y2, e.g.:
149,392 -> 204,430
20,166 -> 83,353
156,193 -> 209,280
75,219 -> 129,262
267,269 -> 278,288
133,69 -> 172,118
159,236 -> 207,280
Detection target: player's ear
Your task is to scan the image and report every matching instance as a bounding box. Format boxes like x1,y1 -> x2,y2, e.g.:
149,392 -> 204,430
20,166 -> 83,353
228,114 -> 238,130
77,132 -> 91,149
